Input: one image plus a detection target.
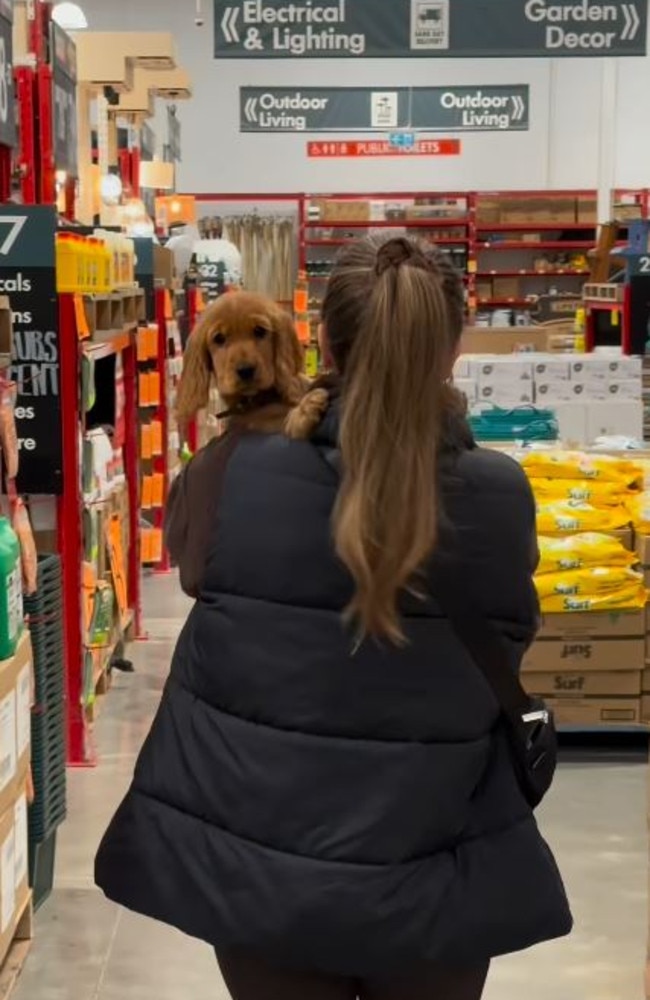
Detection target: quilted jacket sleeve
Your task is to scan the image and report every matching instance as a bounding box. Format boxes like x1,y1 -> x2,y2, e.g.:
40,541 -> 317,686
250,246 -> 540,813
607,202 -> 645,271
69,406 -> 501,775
164,431 -> 241,598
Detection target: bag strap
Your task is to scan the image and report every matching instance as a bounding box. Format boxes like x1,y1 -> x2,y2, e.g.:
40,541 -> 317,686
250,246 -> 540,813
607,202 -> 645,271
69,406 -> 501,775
429,561 -> 533,721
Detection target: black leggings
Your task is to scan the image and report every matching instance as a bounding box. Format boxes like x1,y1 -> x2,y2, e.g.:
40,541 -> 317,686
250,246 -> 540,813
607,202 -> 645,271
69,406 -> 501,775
217,950 -> 489,1000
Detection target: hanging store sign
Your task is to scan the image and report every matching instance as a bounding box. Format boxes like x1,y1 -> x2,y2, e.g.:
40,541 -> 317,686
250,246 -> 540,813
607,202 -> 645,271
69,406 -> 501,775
0,0 -> 15,150
241,86 -> 529,133
52,23 -> 78,176
167,108 -> 182,162
0,207 -> 62,494
216,0 -> 647,58
307,139 -> 461,157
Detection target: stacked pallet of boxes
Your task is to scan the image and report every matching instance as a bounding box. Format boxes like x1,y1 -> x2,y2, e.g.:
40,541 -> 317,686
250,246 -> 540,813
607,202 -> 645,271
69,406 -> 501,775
0,631 -> 33,970
519,451 -> 647,727
454,352 -> 643,444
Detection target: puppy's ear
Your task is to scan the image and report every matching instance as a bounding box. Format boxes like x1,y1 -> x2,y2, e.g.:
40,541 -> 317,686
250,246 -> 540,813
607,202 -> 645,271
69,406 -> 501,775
176,310 -> 214,426
273,308 -> 304,406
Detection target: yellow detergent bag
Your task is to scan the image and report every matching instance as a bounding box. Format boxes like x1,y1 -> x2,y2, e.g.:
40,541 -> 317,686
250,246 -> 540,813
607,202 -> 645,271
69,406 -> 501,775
522,450 -> 642,487
625,493 -> 650,532
536,502 -> 631,536
537,533 -> 636,575
535,566 -> 643,601
530,478 -> 634,508
540,583 -> 648,613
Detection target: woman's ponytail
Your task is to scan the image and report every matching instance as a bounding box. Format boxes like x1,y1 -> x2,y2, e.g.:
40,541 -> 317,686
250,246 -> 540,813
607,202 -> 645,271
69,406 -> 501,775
324,237 -> 464,644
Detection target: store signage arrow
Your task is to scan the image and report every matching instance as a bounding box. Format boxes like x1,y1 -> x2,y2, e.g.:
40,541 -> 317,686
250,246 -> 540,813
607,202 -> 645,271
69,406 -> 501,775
216,0 -> 648,58
221,5 -> 241,42
240,85 -> 530,133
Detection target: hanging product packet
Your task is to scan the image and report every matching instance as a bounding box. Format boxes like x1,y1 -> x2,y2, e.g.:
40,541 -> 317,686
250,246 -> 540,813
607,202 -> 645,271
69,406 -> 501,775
537,533 -> 636,575
540,583 -> 648,614
536,501 -> 631,536
11,499 -> 37,596
0,382 -> 18,481
535,565 -> 644,601
521,450 -> 642,487
529,477 -> 636,508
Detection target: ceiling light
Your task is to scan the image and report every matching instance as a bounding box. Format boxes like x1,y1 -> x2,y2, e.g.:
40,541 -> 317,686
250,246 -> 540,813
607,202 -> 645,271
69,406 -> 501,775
52,3 -> 88,30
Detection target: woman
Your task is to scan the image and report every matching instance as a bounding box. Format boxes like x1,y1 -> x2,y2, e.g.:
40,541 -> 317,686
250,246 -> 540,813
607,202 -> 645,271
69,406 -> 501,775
96,236 -> 572,1000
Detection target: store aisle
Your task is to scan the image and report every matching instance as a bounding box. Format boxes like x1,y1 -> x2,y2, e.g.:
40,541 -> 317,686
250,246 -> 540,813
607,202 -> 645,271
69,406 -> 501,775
11,575 -> 650,1000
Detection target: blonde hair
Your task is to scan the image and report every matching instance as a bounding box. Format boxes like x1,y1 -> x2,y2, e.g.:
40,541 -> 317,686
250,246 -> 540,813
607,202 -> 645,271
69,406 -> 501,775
322,236 -> 465,644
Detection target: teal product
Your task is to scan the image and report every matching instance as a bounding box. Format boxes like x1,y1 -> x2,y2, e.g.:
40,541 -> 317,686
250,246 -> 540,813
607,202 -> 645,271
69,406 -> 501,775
469,406 -> 559,444
0,518 -> 23,659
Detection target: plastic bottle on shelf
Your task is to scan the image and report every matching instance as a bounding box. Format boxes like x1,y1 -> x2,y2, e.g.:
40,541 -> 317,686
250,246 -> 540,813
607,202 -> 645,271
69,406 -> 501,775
0,518 -> 23,659
56,233 -> 80,293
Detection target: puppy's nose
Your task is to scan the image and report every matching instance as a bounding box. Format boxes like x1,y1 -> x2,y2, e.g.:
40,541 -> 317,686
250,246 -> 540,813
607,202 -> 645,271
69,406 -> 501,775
237,364 -> 257,382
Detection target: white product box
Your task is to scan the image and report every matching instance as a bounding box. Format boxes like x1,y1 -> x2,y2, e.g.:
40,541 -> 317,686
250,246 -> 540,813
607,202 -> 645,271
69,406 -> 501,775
452,357 -> 470,380
586,402 -> 643,442
605,379 -> 643,401
454,378 -> 476,402
529,354 -> 572,381
547,403 -> 589,444
477,384 -> 535,406
470,357 -> 534,383
535,381 -> 578,404
570,355 -> 643,381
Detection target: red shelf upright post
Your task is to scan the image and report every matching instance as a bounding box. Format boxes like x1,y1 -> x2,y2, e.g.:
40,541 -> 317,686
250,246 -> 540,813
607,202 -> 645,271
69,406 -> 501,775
186,286 -> 199,455
14,67 -> 36,204
122,340 -> 142,637
57,293 -> 86,766
154,288 -> 171,573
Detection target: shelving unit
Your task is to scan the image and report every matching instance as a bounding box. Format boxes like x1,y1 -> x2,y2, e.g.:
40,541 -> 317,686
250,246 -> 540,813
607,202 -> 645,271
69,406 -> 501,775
59,290 -> 143,765
300,191 -> 472,336
293,190 -> 611,328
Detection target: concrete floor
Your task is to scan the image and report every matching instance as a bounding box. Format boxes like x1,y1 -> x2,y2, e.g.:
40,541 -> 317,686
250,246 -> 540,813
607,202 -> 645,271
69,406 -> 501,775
10,575 -> 650,1000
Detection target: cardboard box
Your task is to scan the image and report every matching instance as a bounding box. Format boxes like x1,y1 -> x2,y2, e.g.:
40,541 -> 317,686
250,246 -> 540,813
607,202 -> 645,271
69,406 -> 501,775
531,356 -> 572,381
471,357 -> 534,382
460,327 -> 550,354
153,245 -> 174,286
547,402 -> 588,444
476,197 -> 501,225
0,635 -> 32,819
492,276 -> 520,300
576,197 -> 598,226
525,670 -> 642,697
477,384 -> 535,406
0,785 -> 30,967
548,697 -> 641,727
523,637 -> 645,673
570,356 -> 643,380
587,402 -> 643,442
476,279 -> 492,302
323,200 -> 371,223
642,666 -> 650,692
454,378 -> 476,402
538,609 -> 645,638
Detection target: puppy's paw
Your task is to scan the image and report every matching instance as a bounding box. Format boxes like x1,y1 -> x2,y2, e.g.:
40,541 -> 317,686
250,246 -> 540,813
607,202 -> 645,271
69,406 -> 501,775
285,388 -> 329,440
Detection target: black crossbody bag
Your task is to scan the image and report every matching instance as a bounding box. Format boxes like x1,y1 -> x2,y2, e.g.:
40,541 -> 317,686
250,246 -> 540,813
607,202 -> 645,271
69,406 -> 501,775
431,564 -> 558,809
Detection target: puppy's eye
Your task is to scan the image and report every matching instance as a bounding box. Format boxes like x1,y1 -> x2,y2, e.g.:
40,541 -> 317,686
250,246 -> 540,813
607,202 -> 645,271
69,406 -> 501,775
253,326 -> 269,341
213,332 -> 227,347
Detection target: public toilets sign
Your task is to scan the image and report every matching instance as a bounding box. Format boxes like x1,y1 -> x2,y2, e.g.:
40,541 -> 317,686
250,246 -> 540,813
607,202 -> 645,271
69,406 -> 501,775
215,0 -> 648,58
240,86 -> 530,133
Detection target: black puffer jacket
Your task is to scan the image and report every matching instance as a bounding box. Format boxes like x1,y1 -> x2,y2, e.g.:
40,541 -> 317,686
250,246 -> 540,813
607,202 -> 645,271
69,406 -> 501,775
95,404 -> 572,976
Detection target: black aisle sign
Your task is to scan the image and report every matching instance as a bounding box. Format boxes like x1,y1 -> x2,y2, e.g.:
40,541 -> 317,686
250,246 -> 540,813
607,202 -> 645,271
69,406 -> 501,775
0,207 -> 62,495
0,0 -> 16,149
52,22 -> 78,176
216,0 -> 648,58
240,85 -> 529,132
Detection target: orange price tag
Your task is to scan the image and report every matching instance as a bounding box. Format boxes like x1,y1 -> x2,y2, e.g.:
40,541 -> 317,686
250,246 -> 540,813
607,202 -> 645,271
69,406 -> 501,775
140,424 -> 153,460
106,513 -> 128,627
137,327 -> 149,363
295,318 -> 310,345
138,372 -> 150,407
151,420 -> 163,456
164,289 -> 173,320
151,472 -> 164,508
148,371 -> 161,407
74,294 -> 90,340
141,475 -> 153,510
151,528 -> 163,564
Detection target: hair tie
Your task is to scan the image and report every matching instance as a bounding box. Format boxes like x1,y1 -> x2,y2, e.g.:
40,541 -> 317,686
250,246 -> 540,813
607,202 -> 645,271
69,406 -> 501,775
375,238 -> 415,277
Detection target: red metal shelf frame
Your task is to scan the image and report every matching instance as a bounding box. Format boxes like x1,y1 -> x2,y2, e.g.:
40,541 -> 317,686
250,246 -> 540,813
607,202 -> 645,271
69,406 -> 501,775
59,295 -> 141,766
